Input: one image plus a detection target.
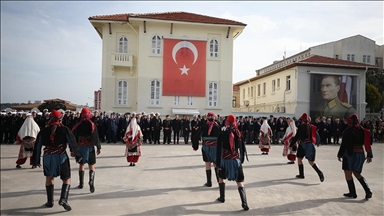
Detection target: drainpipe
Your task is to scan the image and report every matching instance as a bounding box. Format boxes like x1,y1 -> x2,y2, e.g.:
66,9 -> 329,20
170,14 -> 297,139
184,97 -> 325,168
359,67 -> 368,119
247,79 -> 256,112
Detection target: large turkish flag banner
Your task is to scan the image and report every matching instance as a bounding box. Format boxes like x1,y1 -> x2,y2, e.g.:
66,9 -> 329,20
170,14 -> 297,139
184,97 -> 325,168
163,39 -> 206,97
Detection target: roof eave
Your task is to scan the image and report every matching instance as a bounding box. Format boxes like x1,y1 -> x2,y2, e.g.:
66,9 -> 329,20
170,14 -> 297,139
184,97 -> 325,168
128,17 -> 246,28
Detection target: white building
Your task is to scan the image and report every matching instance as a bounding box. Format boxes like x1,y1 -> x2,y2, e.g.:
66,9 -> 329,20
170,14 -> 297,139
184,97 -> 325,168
235,35 -> 382,120
89,12 -> 246,116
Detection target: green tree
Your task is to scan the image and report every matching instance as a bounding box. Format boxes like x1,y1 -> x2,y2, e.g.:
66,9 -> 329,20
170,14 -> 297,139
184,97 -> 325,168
366,82 -> 382,112
366,69 -> 384,95
38,101 -> 66,112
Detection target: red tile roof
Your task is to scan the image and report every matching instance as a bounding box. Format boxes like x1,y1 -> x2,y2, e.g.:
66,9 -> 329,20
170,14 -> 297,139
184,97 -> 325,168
89,12 -> 247,26
296,55 -> 375,68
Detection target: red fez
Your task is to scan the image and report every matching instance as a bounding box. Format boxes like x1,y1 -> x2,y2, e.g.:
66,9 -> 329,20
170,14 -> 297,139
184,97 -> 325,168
299,113 -> 309,122
50,110 -> 63,119
207,112 -> 215,117
81,107 -> 91,115
347,114 -> 359,124
226,114 -> 236,123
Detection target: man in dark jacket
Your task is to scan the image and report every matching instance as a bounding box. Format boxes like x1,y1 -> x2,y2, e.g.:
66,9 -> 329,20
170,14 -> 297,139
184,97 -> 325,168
172,115 -> 182,144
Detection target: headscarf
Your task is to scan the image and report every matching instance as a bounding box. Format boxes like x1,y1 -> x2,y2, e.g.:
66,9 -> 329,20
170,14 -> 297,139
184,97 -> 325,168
48,110 -> 64,144
72,107 -> 95,132
225,114 -> 241,153
17,115 -> 40,139
260,119 -> 272,136
282,119 -> 297,141
125,117 -> 143,145
207,112 -> 216,135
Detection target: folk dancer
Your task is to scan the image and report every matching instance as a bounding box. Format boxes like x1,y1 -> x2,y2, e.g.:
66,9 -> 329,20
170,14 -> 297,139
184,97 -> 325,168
282,118 -> 297,164
289,113 -> 324,182
72,108 -> 101,193
259,118 -> 272,155
124,113 -> 143,166
192,112 -> 221,187
216,114 -> 249,211
14,113 -> 40,169
337,114 -> 373,199
33,110 -> 82,211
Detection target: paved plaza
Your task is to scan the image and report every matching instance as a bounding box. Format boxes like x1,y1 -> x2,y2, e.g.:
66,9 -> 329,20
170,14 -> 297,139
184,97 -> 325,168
1,142 -> 383,215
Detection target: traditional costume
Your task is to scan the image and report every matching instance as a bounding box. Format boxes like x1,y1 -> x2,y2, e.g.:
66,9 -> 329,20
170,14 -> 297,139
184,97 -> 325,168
289,113 -> 324,182
216,114 -> 249,211
282,119 -> 297,164
259,119 -> 272,155
124,114 -> 143,166
192,112 -> 221,187
337,114 -> 373,199
33,110 -> 82,211
14,113 -> 40,168
72,108 -> 101,193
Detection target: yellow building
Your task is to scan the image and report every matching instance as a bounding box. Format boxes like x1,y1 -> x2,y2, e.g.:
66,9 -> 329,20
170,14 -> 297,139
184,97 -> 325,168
89,12 -> 246,116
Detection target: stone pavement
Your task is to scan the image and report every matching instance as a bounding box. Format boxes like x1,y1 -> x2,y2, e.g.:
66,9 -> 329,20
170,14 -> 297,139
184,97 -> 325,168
1,142 -> 383,215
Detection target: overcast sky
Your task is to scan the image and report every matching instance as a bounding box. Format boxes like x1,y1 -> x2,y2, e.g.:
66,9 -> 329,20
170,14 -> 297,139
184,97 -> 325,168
1,1 -> 383,106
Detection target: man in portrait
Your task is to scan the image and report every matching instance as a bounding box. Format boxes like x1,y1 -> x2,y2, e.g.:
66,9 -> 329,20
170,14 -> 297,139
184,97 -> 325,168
316,75 -> 356,119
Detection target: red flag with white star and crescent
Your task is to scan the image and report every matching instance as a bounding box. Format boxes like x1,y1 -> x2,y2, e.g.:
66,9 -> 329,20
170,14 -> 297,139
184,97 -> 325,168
162,38 -> 206,96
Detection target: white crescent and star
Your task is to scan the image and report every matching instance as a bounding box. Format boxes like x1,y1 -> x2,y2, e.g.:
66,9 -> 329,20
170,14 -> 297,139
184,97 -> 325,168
172,41 -> 198,75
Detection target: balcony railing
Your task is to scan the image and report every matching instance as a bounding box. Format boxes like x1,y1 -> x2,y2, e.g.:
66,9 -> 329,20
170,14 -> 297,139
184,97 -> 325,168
111,53 -> 133,67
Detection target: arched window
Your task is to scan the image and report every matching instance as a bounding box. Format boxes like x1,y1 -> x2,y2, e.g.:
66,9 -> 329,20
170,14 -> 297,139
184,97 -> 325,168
209,39 -> 219,58
208,82 -> 218,107
150,79 -> 160,105
117,80 -> 128,105
151,35 -> 161,55
118,36 -> 128,53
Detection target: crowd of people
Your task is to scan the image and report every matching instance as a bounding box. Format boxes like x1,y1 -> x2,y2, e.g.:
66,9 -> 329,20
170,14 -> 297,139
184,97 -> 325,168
3,107 -> 376,211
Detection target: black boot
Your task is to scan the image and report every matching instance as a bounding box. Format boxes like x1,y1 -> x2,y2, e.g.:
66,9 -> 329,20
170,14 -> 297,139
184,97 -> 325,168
45,185 -> 54,207
205,170 -> 212,187
238,187 -> 249,211
89,170 -> 95,193
312,164 -> 324,182
217,182 -> 225,202
343,179 -> 357,198
296,164 -> 305,179
78,171 -> 84,189
58,184 -> 71,211
214,167 -> 220,184
358,177 -> 372,199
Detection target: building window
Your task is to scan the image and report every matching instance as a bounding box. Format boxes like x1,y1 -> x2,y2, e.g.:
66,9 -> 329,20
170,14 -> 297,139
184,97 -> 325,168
277,78 -> 280,88
118,36 -> 128,53
257,84 -> 261,96
151,35 -> 161,55
232,97 -> 236,108
209,39 -> 219,58
208,82 -> 218,107
272,80 -> 276,92
247,87 -> 250,97
335,54 -> 339,59
187,96 -> 193,106
174,96 -> 180,106
363,55 -> 366,63
263,82 -> 266,95
351,54 -> 355,62
243,89 -> 245,99
150,79 -> 160,106
286,75 -> 291,91
367,55 -> 371,63
347,54 -> 350,61
117,80 -> 128,105
251,86 -> 254,97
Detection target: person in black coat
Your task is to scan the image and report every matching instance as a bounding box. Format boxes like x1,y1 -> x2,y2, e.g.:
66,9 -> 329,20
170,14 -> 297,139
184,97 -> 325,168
332,118 -> 342,144
182,116 -> 191,144
253,118 -> 261,144
120,113 -> 130,144
151,113 -> 162,144
162,115 -> 172,144
268,115 -> 277,144
144,114 -> 152,144
172,115 -> 182,144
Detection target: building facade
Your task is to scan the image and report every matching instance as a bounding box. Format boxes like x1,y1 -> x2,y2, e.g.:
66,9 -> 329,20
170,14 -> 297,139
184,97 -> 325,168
234,35 -> 382,120
235,55 -> 377,120
89,12 -> 246,116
